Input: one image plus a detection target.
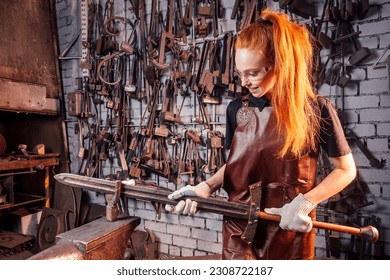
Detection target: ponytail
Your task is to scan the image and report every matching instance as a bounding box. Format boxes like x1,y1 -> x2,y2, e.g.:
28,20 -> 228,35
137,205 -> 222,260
236,8 -> 320,158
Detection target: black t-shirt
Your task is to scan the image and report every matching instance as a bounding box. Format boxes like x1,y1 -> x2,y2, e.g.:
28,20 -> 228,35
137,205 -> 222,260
224,94 -> 351,158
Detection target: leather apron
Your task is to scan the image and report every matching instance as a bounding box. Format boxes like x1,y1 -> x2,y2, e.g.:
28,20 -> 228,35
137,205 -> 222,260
222,97 -> 318,260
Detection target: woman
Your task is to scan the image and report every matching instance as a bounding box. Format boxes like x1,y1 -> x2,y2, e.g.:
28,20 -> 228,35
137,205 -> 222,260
166,8 -> 356,260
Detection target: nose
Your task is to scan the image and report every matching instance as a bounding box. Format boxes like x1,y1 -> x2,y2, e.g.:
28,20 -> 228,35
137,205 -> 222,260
241,75 -> 250,87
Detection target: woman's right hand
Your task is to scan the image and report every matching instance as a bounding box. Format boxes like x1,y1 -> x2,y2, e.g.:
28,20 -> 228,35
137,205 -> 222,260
165,181 -> 212,215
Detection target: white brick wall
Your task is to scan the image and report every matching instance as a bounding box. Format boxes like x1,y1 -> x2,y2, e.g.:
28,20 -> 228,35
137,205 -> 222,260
55,0 -> 390,259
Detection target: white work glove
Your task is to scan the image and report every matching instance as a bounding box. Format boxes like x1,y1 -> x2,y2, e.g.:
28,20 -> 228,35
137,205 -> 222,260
165,181 -> 211,215
264,193 -> 316,232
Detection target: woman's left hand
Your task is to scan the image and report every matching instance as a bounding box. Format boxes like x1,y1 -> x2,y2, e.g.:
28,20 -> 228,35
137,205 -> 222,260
264,194 -> 316,232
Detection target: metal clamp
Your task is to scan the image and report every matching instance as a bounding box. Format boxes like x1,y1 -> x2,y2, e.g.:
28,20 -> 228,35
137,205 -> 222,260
241,181 -> 262,245
106,180 -> 122,221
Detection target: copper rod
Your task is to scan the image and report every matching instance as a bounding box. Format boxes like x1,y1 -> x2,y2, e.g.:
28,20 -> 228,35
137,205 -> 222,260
259,211 -> 379,243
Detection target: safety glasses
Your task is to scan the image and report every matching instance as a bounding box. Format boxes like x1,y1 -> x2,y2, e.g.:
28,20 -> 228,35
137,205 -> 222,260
234,66 -> 272,82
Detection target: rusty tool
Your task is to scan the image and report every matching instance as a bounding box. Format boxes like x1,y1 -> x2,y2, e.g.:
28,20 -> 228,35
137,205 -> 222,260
54,173 -> 379,244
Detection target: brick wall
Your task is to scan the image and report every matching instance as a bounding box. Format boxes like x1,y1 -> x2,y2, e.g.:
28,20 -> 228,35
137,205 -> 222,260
55,0 -> 390,259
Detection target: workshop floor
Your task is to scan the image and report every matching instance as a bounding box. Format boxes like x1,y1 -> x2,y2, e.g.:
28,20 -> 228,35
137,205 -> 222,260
0,237 -> 34,260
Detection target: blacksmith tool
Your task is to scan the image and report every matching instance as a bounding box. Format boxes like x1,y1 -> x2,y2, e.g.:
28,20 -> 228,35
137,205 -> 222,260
54,173 -> 379,245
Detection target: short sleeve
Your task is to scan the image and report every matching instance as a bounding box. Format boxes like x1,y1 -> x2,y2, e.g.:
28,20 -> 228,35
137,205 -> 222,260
225,98 -> 241,149
318,97 -> 351,157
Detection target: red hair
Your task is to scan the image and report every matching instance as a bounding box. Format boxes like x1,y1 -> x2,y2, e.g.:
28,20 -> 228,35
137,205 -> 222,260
236,8 -> 320,158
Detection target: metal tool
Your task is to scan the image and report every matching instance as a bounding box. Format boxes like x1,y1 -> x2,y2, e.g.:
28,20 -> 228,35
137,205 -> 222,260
28,216 -> 140,260
54,173 -> 380,244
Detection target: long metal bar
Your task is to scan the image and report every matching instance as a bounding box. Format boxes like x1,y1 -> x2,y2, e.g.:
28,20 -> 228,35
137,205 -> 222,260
54,173 -> 379,243
54,173 -> 248,219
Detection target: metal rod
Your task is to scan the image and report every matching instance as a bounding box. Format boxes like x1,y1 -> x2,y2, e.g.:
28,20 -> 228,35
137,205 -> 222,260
0,170 -> 37,177
373,43 -> 390,69
54,173 -> 379,243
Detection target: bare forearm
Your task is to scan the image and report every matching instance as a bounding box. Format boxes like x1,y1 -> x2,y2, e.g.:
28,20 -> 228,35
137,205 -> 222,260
206,164 -> 226,193
304,153 -> 356,205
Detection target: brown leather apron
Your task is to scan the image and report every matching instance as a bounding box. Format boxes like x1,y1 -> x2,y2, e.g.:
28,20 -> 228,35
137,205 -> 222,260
222,97 -> 318,260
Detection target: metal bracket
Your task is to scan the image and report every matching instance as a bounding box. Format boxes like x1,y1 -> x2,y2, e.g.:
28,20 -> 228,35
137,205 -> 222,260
80,0 -> 89,78
58,30 -> 81,60
105,180 -> 122,221
373,43 -> 390,69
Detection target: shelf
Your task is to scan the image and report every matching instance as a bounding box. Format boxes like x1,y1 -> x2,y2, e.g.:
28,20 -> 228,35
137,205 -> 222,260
0,154 -> 59,173
0,155 -> 59,212
0,78 -> 59,115
0,193 -> 45,211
